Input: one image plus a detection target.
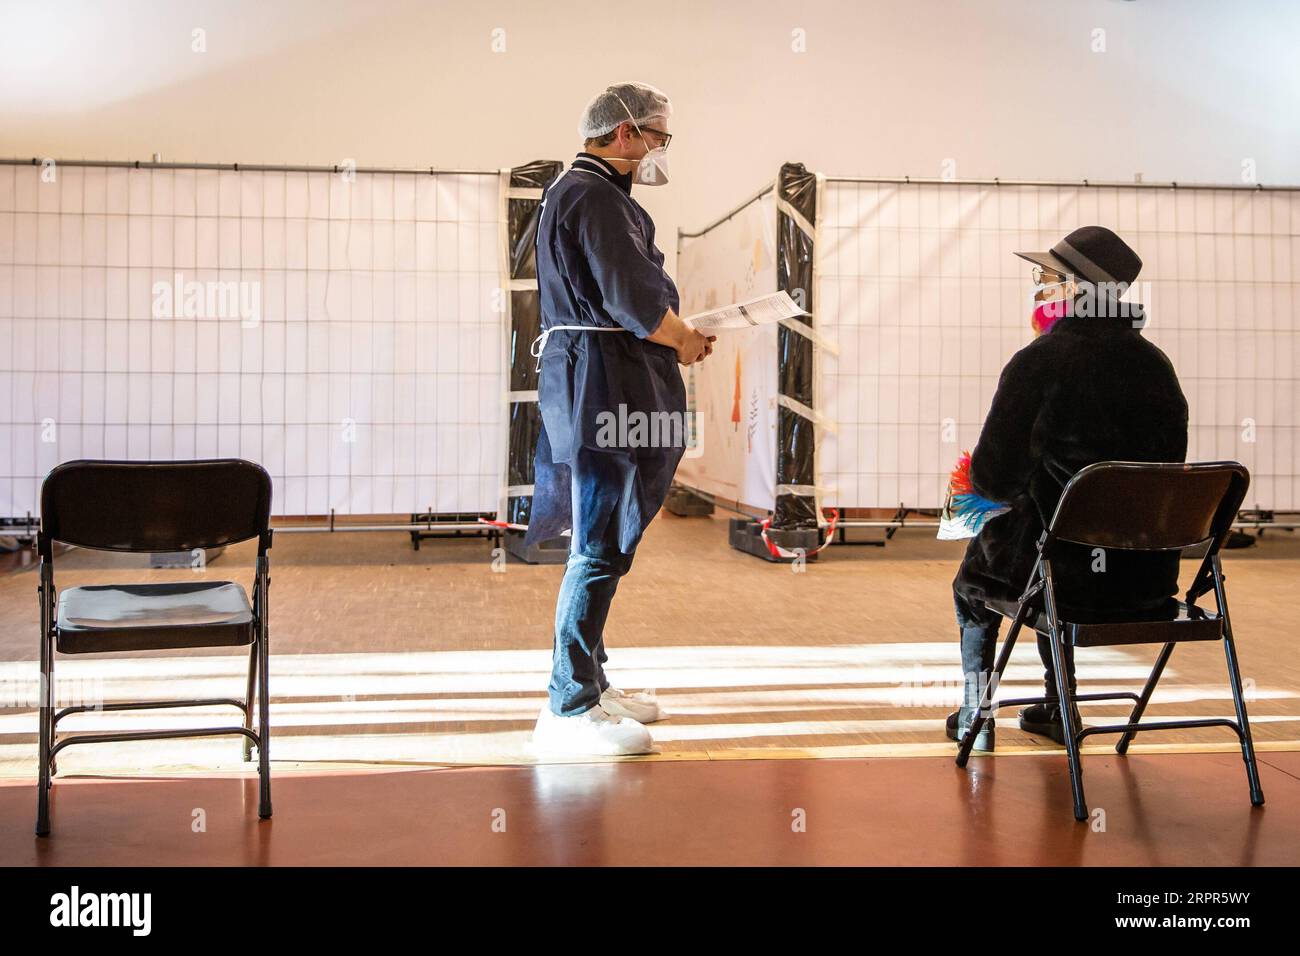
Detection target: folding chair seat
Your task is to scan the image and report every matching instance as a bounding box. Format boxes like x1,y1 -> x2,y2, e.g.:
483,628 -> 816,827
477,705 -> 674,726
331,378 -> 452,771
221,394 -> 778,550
56,581 -> 256,653
35,459 -> 274,836
956,461 -> 1264,822
983,596 -> 1224,647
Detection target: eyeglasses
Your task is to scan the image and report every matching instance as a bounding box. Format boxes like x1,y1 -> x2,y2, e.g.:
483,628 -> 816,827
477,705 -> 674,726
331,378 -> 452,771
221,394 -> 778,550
1031,265 -> 1067,284
639,127 -> 672,148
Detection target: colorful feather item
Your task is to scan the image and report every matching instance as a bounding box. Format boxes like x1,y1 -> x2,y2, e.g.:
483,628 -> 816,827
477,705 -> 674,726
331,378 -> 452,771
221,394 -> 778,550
937,451 -> 1011,540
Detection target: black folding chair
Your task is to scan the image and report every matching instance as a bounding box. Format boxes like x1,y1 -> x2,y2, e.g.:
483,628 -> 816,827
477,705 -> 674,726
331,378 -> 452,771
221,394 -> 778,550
955,461 -> 1264,822
36,459 -> 273,836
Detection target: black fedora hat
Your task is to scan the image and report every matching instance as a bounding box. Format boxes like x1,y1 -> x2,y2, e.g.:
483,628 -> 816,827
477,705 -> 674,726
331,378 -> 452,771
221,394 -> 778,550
1015,225 -> 1142,288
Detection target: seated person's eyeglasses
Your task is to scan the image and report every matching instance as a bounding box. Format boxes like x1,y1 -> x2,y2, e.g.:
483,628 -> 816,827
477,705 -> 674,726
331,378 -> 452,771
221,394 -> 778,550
1031,265 -> 1068,285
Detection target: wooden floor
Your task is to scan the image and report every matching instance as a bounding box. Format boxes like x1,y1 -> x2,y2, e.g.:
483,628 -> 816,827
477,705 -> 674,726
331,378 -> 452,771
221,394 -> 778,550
4,750 -> 1298,866
0,513 -> 1297,774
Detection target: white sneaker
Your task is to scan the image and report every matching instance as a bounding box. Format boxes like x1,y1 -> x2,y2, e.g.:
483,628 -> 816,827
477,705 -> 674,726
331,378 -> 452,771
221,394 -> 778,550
600,687 -> 665,723
532,704 -> 654,756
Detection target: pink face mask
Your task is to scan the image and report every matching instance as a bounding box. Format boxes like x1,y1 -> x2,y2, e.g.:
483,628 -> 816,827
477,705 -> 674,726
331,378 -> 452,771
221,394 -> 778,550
1031,297 -> 1070,335
1030,280 -> 1071,335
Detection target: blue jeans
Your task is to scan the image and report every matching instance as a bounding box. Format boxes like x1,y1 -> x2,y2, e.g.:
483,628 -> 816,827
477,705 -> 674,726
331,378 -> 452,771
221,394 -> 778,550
547,540 -> 635,716
952,589 -> 1075,698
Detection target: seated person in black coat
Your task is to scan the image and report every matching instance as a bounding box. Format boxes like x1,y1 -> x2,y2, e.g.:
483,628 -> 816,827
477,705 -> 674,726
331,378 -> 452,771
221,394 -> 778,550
947,226 -> 1189,751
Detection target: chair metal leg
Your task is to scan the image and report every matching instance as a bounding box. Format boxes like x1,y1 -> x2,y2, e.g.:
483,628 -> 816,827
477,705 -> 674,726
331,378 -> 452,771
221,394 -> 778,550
36,623 -> 52,837
1116,642 -> 1175,755
256,615 -> 272,820
956,601 -> 1027,768
1224,634 -> 1264,806
242,643 -> 257,762
1043,563 -> 1087,822
47,647 -> 57,781
1214,556 -> 1264,807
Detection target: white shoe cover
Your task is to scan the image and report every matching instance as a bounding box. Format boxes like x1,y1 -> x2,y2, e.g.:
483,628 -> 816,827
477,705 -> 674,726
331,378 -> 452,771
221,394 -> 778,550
532,704 -> 654,756
600,687 -> 665,723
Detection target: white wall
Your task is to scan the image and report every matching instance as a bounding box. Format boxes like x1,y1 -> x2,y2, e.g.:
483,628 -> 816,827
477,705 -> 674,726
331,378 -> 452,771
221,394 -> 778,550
2,0 -> 1297,276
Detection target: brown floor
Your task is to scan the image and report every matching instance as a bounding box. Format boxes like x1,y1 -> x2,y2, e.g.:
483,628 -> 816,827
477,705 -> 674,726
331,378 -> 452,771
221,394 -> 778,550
1,512 -> 1296,871
4,750 -> 1298,866
1,514 -> 1298,775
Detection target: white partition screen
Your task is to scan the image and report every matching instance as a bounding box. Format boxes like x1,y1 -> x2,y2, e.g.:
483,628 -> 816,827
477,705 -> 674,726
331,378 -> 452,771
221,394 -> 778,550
816,181 -> 1300,512
676,188 -> 780,511
0,161 -> 505,519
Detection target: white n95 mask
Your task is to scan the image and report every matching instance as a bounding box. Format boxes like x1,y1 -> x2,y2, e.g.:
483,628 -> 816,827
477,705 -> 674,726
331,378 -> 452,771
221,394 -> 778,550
634,145 -> 669,186
613,93 -> 670,187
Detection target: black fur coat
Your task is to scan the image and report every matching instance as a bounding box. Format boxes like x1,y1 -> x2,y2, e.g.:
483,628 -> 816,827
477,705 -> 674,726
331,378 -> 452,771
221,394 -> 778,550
954,308 -> 1190,612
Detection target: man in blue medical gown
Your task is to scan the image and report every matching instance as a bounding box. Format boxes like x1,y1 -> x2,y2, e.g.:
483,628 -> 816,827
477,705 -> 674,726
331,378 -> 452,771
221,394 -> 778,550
528,82 -> 714,755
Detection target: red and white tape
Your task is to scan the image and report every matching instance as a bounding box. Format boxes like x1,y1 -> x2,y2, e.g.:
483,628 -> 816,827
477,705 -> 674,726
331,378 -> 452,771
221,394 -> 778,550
478,517 -> 528,532
759,508 -> 839,560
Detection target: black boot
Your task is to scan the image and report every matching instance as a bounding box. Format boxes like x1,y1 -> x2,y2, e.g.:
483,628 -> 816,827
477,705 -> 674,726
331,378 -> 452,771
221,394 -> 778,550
946,625 -> 998,751
1019,634 -> 1081,745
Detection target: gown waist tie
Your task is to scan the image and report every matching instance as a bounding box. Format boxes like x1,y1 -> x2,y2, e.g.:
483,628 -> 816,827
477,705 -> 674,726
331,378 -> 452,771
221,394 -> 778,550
529,325 -> 629,371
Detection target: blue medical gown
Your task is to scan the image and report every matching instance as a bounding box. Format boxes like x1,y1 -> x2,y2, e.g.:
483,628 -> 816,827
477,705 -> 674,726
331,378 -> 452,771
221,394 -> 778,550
525,162 -> 687,558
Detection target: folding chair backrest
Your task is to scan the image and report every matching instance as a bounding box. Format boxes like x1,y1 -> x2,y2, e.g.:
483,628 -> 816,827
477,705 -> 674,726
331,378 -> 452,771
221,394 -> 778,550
1047,461 -> 1249,552
40,459 -> 272,554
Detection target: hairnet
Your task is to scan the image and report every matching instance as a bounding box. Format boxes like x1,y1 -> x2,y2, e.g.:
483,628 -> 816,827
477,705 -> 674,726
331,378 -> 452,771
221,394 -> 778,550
578,81 -> 672,139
